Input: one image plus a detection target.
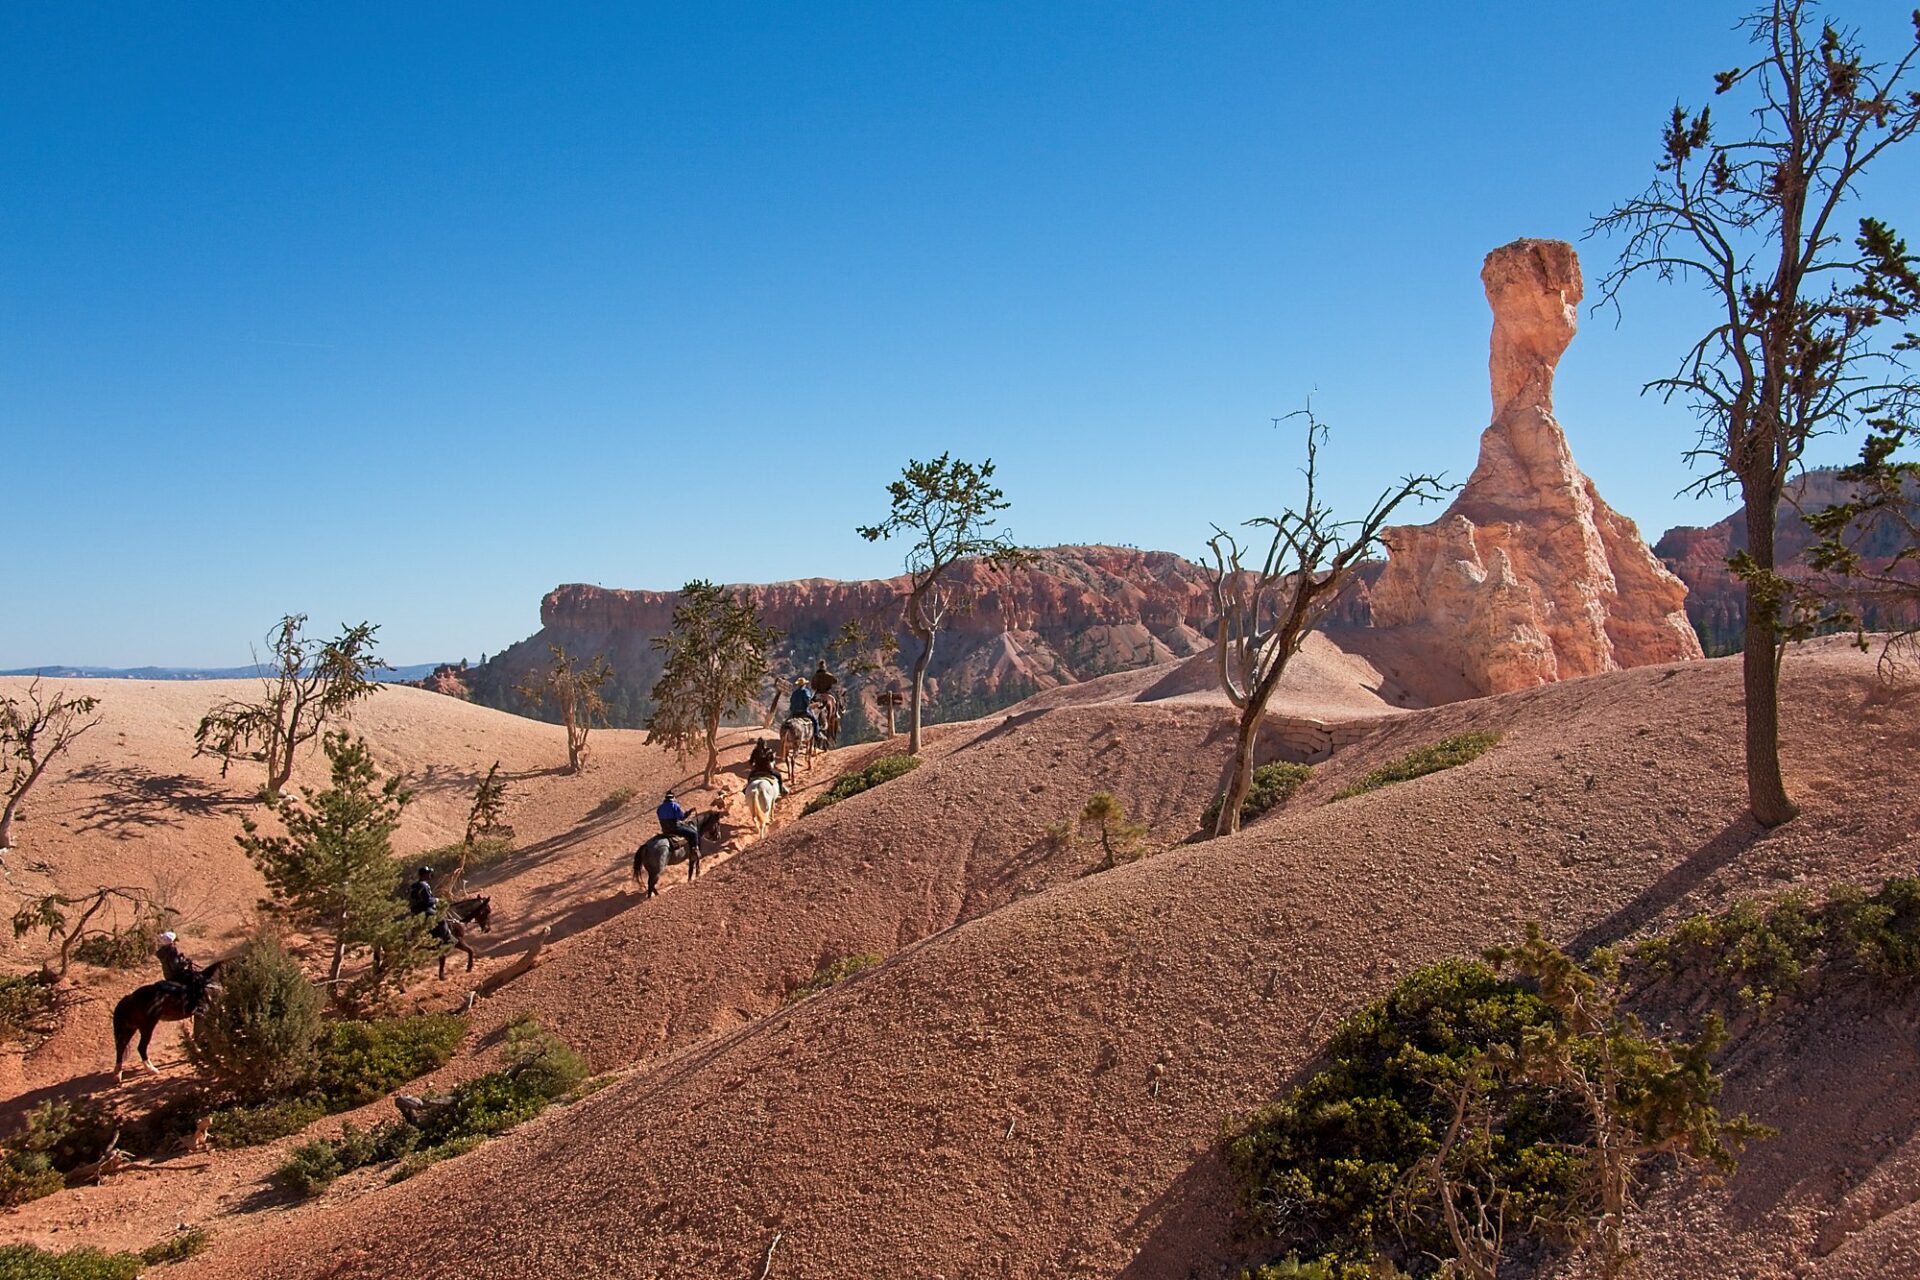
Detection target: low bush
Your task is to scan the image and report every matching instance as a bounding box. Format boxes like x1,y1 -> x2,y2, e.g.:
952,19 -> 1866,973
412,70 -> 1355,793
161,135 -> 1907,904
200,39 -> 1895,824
1633,877 -> 1920,1008
1332,731 -> 1499,800
784,953 -> 883,1005
138,1227 -> 210,1266
1229,930 -> 1759,1277
276,1118 -> 420,1198
207,1096 -> 327,1149
0,971 -> 58,1045
0,1244 -> 144,1280
1201,762 -> 1312,832
803,754 -> 921,814
388,1133 -> 485,1183
1,1098 -> 119,1209
187,929 -> 324,1102
311,1014 -> 466,1108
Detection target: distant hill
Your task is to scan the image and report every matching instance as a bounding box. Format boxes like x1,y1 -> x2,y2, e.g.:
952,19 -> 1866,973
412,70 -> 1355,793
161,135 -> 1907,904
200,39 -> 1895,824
1655,468 -> 1919,654
0,662 -> 449,683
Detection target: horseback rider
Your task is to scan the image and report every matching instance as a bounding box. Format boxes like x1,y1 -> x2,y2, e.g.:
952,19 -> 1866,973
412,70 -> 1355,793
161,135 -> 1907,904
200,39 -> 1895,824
155,930 -> 196,984
747,738 -> 780,782
788,677 -> 823,743
407,866 -> 439,919
810,661 -> 838,700
656,790 -> 701,855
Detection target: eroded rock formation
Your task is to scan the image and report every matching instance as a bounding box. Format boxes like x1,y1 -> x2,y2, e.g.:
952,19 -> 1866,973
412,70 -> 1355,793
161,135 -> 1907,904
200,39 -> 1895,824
1370,239 -> 1703,694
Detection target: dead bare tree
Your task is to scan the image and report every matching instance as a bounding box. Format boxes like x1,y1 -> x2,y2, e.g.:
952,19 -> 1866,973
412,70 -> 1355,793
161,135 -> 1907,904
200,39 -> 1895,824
1207,412 -> 1447,837
10,885 -> 163,980
0,680 -> 103,855
193,614 -> 387,798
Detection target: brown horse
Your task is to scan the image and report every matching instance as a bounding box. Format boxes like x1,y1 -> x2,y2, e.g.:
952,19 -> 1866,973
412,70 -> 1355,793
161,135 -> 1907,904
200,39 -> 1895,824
112,961 -> 225,1083
430,896 -> 492,979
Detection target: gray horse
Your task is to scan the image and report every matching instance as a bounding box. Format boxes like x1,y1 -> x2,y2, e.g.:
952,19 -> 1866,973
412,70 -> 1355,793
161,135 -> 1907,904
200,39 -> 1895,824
632,810 -> 725,898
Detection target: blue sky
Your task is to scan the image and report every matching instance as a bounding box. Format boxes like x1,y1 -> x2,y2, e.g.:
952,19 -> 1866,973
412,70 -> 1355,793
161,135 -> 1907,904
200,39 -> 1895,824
6,2 -> 1917,667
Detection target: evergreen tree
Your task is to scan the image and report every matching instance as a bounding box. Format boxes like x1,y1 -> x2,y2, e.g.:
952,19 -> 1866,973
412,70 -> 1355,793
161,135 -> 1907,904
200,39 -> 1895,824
645,581 -> 779,786
237,732 -> 423,993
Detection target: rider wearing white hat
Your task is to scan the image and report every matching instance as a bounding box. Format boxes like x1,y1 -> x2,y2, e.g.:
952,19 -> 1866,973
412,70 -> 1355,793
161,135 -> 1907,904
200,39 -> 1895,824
155,930 -> 196,983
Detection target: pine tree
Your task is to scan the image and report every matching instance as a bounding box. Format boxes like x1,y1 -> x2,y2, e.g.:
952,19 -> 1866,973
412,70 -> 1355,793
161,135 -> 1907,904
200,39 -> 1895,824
645,582 -> 779,786
237,732 -> 422,992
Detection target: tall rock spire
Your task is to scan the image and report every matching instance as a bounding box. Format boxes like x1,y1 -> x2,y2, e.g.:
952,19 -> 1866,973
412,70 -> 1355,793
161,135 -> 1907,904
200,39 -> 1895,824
1369,239 -> 1703,694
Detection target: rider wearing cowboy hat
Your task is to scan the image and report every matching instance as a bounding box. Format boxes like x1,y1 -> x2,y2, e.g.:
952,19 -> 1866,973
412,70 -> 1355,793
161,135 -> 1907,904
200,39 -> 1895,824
656,790 -> 702,854
788,677 -> 823,743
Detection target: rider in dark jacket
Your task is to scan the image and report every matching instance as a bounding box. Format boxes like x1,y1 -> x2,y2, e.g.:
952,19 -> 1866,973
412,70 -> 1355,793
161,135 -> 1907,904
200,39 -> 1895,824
657,791 -> 701,852
155,931 -> 196,984
747,739 -> 779,781
407,867 -> 439,918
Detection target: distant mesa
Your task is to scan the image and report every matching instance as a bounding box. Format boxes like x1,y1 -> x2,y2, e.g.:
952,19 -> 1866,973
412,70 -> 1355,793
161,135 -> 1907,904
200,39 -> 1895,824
1368,238 -> 1704,695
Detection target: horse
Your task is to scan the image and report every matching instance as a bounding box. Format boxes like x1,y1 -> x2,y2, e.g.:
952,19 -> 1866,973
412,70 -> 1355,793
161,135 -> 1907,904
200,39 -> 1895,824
632,809 -> 725,899
744,774 -> 781,837
818,693 -> 842,747
430,895 -> 492,979
778,716 -> 817,786
112,961 -> 226,1083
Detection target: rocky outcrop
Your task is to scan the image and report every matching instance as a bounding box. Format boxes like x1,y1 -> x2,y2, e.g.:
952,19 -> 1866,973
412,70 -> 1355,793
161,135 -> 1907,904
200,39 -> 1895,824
1370,239 -> 1704,694
1656,470 -> 1920,653
465,547 -> 1217,733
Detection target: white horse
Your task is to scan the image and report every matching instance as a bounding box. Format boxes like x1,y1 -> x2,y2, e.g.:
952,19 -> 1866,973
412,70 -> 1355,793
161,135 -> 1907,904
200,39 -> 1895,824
744,775 -> 780,837
778,716 -> 817,786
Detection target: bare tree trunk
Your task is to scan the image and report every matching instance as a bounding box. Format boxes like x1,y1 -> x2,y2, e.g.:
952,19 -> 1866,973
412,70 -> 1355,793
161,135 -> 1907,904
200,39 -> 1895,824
908,628 -> 935,756
1215,708 -> 1262,838
328,936 -> 346,986
1741,488 -> 1799,827
704,710 -> 720,786
0,794 -> 21,849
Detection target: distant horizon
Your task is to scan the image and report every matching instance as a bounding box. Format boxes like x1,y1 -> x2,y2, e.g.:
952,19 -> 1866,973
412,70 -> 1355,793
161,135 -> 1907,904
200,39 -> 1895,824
8,4 -> 1916,667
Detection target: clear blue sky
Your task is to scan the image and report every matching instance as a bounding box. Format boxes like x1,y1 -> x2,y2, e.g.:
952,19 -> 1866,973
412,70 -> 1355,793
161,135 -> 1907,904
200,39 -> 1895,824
6,2 -> 1917,667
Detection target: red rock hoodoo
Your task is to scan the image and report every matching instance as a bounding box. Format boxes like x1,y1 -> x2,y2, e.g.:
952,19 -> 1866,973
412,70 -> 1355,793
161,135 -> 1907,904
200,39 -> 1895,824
1369,238 -> 1704,694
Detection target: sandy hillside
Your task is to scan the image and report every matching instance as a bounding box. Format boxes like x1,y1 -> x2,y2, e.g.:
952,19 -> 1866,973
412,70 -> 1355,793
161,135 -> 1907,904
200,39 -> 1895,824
31,640 -> 1889,1280
0,676 -> 827,1108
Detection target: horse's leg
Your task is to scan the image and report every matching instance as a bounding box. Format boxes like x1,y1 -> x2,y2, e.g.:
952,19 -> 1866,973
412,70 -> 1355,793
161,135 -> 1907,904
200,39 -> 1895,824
647,865 -> 659,898
438,950 -> 449,980
138,1019 -> 159,1073
113,1015 -> 134,1083
463,940 -> 476,973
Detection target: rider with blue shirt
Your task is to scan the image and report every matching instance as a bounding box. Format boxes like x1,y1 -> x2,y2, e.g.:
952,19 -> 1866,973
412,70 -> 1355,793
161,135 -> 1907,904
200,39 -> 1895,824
788,678 -> 823,743
657,791 -> 701,853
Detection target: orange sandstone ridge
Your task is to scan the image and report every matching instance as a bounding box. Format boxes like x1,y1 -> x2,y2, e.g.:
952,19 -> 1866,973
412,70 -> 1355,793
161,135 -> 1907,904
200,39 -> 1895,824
1370,238 -> 1704,694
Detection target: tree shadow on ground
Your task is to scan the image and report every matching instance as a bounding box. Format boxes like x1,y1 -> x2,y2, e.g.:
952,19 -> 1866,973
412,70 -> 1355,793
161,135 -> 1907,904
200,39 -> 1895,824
1572,815 -> 1771,952
67,763 -> 251,839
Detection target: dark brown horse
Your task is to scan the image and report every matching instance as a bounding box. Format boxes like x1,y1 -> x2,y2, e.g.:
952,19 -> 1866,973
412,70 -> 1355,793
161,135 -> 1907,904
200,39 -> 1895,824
632,810 -> 725,898
112,961 -> 225,1083
430,895 -> 492,979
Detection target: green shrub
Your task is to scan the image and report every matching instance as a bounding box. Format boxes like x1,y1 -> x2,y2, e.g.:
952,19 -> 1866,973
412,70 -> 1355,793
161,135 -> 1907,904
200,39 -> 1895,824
1201,762 -> 1313,832
138,1228 -> 210,1266
1229,957 -> 1582,1270
0,972 -> 58,1045
188,929 -> 324,1101
275,1137 -> 344,1196
1637,893 -> 1826,1005
1332,731 -> 1500,800
207,1096 -> 326,1149
1835,877 -> 1920,978
803,754 -> 921,814
388,1134 -> 485,1183
0,1244 -> 144,1280
1,1099 -> 120,1208
72,912 -> 170,970
784,953 -> 883,1005
408,1020 -> 587,1150
311,1014 -> 466,1108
